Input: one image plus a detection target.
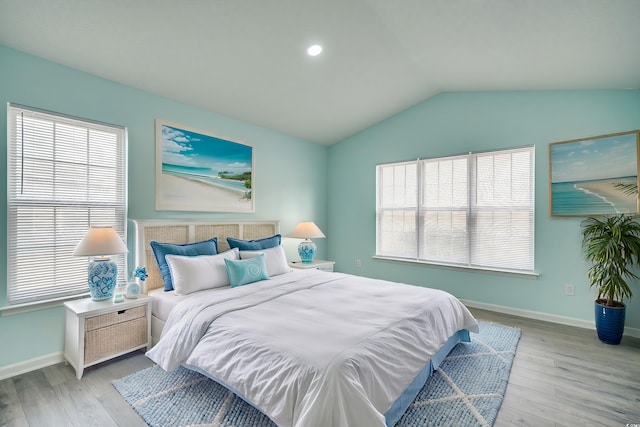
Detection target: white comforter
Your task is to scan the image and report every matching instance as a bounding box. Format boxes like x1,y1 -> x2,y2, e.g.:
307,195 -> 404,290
147,270 -> 478,427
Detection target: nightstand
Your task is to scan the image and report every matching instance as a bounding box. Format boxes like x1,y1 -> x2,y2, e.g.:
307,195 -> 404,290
289,260 -> 335,272
64,296 -> 151,379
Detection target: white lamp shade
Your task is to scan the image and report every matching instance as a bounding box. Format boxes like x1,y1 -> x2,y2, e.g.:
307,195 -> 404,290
73,227 -> 128,257
289,222 -> 325,239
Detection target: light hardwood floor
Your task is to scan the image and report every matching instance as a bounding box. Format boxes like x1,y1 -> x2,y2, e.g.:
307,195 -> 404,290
1,308 -> 639,427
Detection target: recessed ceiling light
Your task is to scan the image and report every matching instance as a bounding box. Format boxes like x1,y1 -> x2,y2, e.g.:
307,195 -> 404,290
307,44 -> 322,56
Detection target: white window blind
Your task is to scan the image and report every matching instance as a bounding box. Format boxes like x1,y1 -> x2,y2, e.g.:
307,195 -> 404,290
7,104 -> 127,305
376,146 -> 535,273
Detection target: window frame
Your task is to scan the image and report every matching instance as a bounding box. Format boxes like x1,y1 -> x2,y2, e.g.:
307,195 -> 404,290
6,103 -> 128,308
376,146 -> 536,277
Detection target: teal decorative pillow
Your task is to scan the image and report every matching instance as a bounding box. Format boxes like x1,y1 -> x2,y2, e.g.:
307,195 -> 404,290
224,254 -> 269,287
227,234 -> 281,250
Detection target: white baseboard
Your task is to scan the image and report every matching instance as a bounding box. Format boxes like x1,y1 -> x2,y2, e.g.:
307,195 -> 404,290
0,352 -> 64,381
462,299 -> 640,339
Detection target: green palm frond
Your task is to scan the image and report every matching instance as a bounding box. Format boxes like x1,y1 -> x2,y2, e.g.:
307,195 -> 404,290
614,182 -> 639,196
581,214 -> 640,306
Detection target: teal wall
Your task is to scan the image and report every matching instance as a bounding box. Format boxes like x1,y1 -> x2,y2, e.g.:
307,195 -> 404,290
0,45 -> 328,368
327,90 -> 640,331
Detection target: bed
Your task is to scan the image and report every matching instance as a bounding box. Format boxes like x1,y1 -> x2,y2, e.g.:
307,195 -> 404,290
131,219 -> 479,427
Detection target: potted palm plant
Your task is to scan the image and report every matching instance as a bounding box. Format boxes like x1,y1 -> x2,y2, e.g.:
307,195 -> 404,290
581,214 -> 640,344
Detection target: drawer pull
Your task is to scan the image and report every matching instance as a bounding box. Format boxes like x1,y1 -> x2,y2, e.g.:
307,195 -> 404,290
118,310 -> 125,315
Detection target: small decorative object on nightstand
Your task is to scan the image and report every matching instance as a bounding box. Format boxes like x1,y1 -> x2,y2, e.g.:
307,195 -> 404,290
126,266 -> 147,299
125,282 -> 140,299
289,222 -> 326,263
289,259 -> 335,272
73,227 -> 128,301
113,291 -> 125,303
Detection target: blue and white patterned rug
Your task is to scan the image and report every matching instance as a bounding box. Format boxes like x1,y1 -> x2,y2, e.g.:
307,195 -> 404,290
113,321 -> 520,427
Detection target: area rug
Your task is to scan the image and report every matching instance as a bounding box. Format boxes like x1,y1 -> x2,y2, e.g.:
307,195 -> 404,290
113,321 -> 520,427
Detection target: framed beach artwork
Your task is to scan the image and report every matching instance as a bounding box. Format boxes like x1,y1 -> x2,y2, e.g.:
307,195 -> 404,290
155,119 -> 254,212
549,130 -> 640,217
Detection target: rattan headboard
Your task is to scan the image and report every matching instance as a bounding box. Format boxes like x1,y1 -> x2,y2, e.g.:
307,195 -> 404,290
130,219 -> 279,293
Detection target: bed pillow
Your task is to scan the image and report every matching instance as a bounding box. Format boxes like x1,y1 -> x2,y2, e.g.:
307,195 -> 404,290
224,254 -> 269,287
240,245 -> 292,277
150,238 -> 218,291
227,234 -> 281,250
166,248 -> 239,295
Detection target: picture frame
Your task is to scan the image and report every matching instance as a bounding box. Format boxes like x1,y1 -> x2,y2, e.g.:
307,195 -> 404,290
549,130 -> 639,217
155,119 -> 254,212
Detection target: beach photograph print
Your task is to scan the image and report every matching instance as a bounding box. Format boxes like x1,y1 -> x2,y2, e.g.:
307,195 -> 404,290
549,130 -> 639,217
155,120 -> 254,212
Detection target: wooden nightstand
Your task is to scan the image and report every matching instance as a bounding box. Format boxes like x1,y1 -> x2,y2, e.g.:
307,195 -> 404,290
64,296 -> 151,379
289,260 -> 335,272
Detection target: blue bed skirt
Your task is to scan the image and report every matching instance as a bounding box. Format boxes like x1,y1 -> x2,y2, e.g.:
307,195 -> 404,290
384,329 -> 471,427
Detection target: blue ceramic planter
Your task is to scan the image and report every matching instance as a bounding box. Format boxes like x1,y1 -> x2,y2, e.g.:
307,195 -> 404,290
594,301 -> 625,345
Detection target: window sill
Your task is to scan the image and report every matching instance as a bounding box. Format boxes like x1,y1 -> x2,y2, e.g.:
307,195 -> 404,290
372,256 -> 539,279
1,293 -> 90,317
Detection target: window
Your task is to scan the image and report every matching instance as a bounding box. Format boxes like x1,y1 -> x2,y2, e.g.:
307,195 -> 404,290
376,146 -> 535,274
7,104 -> 127,306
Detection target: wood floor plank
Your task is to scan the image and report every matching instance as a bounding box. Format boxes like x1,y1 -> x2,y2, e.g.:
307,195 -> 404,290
500,380 -> 618,426
511,349 -> 640,398
52,379 -> 118,427
12,371 -> 72,427
102,352 -> 153,380
494,406 -> 554,427
98,386 -> 148,427
41,362 -> 77,388
0,377 -> 28,427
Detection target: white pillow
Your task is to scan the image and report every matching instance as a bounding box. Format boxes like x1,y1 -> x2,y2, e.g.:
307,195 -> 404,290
240,245 -> 292,277
166,248 -> 239,295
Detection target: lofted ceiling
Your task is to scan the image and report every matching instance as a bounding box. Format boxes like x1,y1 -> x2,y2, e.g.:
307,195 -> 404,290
1,0 -> 639,145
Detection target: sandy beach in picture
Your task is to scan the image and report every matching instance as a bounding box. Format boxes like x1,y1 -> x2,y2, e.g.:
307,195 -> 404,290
160,173 -> 252,211
575,179 -> 637,213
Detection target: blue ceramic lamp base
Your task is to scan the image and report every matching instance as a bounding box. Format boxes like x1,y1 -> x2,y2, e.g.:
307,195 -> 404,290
88,258 -> 118,301
298,240 -> 317,264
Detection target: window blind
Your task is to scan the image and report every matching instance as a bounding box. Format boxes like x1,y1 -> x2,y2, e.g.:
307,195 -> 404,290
376,146 -> 535,273
7,104 -> 127,305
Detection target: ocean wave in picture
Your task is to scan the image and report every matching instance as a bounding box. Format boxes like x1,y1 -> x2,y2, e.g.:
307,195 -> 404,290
162,164 -> 249,194
551,177 -> 637,216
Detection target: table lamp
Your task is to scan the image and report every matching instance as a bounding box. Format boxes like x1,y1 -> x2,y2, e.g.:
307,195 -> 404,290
73,227 -> 128,301
290,222 -> 325,263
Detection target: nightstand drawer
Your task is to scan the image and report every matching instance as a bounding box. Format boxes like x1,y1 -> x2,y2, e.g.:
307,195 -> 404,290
85,305 -> 146,331
84,316 -> 147,363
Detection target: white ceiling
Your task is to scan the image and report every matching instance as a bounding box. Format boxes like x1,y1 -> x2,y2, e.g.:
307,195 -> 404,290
1,0 -> 639,145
